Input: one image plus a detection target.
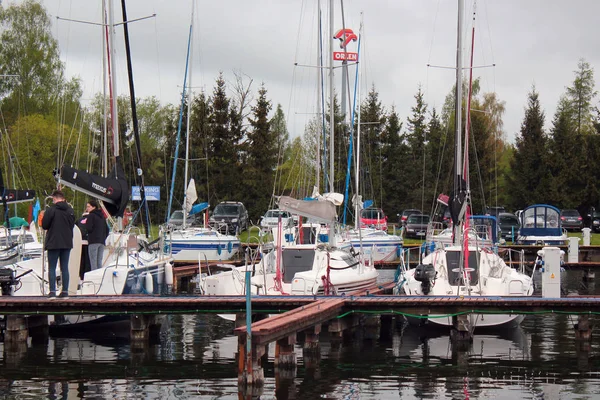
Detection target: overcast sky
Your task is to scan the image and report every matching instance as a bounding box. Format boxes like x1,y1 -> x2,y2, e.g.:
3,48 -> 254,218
34,0 -> 600,144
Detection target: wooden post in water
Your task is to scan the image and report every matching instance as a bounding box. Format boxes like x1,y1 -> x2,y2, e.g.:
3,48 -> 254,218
574,315 -> 592,341
4,315 -> 28,344
303,323 -> 321,352
450,314 -> 473,343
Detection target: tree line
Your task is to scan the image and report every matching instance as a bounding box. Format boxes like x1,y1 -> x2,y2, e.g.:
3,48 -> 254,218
1,0 -> 599,228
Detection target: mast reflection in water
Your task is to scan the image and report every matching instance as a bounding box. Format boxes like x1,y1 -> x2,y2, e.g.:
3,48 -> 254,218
0,270 -> 599,399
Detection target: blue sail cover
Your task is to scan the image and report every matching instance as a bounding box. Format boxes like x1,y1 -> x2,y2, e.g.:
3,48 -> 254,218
190,202 -> 209,215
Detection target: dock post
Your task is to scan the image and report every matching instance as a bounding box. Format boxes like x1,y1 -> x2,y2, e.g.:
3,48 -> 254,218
274,334 -> 297,368
583,269 -> 595,281
574,315 -> 592,341
303,323 -> 321,352
363,315 -> 380,341
582,227 -> 591,246
568,237 -> 580,263
4,315 -> 28,345
450,314 -> 473,344
380,315 -> 394,342
237,335 -> 265,388
27,315 -> 49,345
130,314 -> 154,348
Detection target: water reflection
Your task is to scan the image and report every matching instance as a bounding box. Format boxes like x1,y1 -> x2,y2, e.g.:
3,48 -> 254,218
0,269 -> 597,398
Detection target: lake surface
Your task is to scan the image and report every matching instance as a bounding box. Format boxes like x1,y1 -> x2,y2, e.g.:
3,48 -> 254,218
0,269 -> 599,399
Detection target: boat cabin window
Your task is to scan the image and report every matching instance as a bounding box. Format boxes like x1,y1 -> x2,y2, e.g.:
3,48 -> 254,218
446,250 -> 479,286
522,206 -> 559,228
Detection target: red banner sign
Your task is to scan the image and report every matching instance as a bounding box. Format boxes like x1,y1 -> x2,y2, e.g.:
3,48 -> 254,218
333,52 -> 358,61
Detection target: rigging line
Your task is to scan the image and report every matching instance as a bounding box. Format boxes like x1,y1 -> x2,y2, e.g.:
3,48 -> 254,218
427,0 -> 443,66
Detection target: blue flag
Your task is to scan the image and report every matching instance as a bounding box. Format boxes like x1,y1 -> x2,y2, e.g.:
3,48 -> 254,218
32,199 -> 41,221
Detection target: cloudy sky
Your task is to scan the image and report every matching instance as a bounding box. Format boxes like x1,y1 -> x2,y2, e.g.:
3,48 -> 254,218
35,0 -> 600,144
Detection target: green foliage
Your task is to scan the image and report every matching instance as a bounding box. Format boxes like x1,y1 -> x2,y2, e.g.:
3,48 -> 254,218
0,0 -> 69,120
508,87 -> 550,210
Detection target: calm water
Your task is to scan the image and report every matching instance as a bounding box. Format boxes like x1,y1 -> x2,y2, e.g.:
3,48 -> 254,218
1,270 -> 600,399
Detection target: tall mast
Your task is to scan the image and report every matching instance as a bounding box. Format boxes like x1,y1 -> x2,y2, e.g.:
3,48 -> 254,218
452,0 -> 464,245
107,0 -> 119,160
354,18 -> 362,228
102,0 -> 108,177
328,0 -> 334,194
182,2 -> 195,228
315,0 -> 322,193
121,0 -> 150,237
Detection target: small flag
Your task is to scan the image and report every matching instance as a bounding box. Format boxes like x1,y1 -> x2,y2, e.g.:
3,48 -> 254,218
32,199 -> 41,221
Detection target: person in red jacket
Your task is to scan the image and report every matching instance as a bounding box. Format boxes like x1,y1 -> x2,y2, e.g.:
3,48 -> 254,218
41,190 -> 75,298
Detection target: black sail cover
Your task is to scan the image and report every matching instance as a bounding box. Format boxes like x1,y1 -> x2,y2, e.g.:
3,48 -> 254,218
55,162 -> 129,217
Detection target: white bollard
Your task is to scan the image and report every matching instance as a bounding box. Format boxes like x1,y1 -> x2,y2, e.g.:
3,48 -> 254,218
567,236 -> 580,263
582,227 -> 591,246
539,247 -> 562,298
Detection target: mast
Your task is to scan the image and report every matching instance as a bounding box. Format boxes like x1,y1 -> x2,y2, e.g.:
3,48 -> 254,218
107,0 -> 119,161
354,19 -> 362,228
328,0 -> 334,194
121,0 -> 150,237
166,5 -> 193,223
102,0 -> 108,177
182,2 -> 195,229
452,0 -> 464,245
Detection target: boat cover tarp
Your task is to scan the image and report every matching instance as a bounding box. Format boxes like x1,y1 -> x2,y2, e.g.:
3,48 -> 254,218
277,195 -> 337,224
55,163 -> 129,217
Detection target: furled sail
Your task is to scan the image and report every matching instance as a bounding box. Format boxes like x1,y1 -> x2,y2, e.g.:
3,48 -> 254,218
54,162 -> 129,217
184,178 -> 198,214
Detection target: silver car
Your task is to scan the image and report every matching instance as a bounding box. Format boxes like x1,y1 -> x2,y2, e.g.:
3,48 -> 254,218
260,209 -> 294,232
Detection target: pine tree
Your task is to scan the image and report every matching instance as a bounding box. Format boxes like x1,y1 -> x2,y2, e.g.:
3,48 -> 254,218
379,107 -> 405,218
405,86 -> 428,209
245,85 -> 275,220
508,87 -> 550,210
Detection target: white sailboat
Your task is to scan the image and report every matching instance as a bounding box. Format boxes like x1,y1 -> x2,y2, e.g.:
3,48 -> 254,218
0,0 -> 175,311
336,20 -> 402,263
399,0 -> 534,330
201,1 -> 378,298
163,2 -> 240,264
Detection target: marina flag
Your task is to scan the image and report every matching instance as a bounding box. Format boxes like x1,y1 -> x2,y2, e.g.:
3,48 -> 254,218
32,199 -> 41,222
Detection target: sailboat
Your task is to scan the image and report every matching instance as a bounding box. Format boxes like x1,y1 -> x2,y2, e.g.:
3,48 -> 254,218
399,0 -> 534,330
163,2 -> 240,264
336,20 -> 402,264
51,0 -> 173,300
201,1 -> 378,298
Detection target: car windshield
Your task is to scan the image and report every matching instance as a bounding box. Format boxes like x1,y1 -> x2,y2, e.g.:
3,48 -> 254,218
214,205 -> 240,216
562,210 -> 579,216
500,215 -> 518,225
408,215 -> 429,224
265,210 -> 289,218
362,209 -> 385,219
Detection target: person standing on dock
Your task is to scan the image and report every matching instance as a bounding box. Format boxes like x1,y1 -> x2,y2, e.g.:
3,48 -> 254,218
76,210 -> 90,281
85,200 -> 109,271
41,190 -> 75,298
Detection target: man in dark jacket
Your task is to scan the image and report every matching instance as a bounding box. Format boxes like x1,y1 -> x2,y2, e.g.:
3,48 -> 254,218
41,190 -> 75,298
85,199 -> 109,271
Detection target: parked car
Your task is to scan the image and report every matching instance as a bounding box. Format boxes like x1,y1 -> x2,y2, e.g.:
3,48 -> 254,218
360,207 -> 388,231
485,206 -> 506,218
260,209 -> 294,232
432,207 -> 452,228
560,209 -> 583,231
209,202 -> 249,235
592,210 -> 600,233
497,212 -> 520,242
168,210 -> 202,227
399,209 -> 422,226
404,214 -> 430,239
